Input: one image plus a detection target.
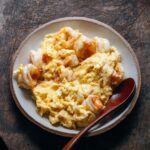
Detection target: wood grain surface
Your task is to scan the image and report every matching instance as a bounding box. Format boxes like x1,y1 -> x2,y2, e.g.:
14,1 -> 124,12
0,0 -> 150,150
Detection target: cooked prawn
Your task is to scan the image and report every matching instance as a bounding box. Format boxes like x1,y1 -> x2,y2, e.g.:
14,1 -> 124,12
29,49 -> 43,68
17,64 -> 41,89
83,95 -> 103,113
111,71 -> 123,85
64,54 -> 79,67
94,37 -> 110,51
74,35 -> 96,59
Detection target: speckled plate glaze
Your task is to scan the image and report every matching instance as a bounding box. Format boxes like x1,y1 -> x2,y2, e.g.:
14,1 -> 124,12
10,17 -> 141,137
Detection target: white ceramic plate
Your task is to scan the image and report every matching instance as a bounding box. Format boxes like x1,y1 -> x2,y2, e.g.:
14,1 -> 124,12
10,17 -> 141,137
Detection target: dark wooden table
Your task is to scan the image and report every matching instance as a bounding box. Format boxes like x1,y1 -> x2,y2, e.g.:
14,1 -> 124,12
0,0 -> 150,150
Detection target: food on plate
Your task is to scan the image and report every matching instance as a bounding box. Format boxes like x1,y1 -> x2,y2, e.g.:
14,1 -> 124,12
14,27 -> 124,128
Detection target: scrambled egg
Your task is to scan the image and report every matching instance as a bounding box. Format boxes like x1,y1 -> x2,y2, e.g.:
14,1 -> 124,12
14,27 -> 124,128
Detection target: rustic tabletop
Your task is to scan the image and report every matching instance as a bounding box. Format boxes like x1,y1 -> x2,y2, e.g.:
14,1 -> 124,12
0,0 -> 150,150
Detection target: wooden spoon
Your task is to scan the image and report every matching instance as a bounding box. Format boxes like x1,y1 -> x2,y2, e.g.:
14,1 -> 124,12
63,78 -> 135,150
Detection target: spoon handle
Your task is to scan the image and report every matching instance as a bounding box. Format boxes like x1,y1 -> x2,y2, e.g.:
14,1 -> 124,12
62,78 -> 135,150
62,110 -> 110,150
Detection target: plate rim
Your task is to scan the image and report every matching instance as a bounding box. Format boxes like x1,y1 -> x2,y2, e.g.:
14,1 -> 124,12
9,17 -> 141,137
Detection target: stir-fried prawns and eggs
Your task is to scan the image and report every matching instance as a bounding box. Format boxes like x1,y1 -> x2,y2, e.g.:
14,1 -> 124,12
14,27 -> 124,128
